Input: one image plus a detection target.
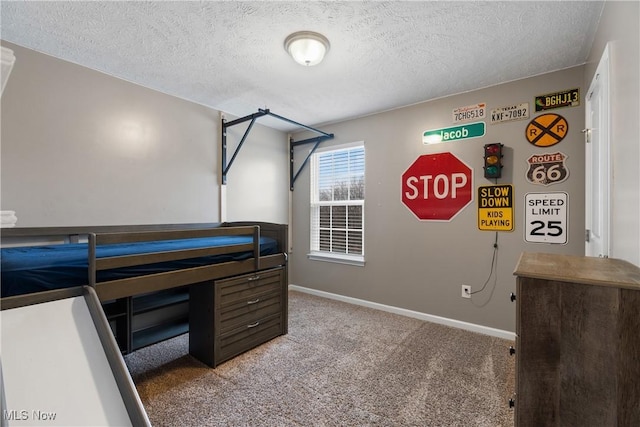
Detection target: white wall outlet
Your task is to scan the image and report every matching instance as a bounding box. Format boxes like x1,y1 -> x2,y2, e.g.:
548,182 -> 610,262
461,285 -> 471,298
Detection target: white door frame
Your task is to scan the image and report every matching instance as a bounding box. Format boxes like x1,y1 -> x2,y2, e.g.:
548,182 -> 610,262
585,44 -> 611,257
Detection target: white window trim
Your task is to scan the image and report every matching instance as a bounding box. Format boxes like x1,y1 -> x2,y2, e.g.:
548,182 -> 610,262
307,251 -> 365,267
314,140 -> 364,154
308,141 -> 365,266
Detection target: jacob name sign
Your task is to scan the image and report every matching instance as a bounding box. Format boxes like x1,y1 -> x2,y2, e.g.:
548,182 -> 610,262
423,122 -> 485,144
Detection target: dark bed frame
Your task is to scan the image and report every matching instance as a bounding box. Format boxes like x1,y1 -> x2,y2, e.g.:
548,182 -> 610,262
86,222 -> 287,300
1,221 -> 288,363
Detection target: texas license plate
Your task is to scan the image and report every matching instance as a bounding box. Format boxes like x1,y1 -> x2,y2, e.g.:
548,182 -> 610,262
490,103 -> 530,124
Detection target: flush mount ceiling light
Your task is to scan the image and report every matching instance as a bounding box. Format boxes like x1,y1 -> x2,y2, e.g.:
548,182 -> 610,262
284,31 -> 330,66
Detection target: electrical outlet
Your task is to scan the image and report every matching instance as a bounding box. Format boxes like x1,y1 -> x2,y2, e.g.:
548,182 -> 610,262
461,285 -> 471,298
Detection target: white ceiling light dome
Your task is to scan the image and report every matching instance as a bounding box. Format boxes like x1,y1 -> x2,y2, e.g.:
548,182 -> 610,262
284,31 -> 330,66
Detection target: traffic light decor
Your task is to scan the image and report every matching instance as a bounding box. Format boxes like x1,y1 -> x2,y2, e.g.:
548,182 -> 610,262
483,143 -> 503,179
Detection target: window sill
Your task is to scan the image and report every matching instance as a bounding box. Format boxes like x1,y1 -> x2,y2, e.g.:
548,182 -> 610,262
307,252 -> 365,267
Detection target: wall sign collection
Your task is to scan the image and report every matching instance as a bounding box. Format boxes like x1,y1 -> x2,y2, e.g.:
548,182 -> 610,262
403,87 -> 580,245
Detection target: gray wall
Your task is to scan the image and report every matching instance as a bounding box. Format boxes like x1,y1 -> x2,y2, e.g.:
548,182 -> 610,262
223,114 -> 289,223
585,0 -> 640,267
291,66 -> 586,333
0,42 -> 288,227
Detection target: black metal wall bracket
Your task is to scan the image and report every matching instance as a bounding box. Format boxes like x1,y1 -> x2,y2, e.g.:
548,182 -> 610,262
221,108 -> 334,190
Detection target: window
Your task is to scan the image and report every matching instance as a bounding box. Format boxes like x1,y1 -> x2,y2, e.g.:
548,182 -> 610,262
309,142 -> 365,266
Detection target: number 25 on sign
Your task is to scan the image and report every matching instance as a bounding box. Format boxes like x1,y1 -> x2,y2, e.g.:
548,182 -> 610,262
524,192 -> 568,244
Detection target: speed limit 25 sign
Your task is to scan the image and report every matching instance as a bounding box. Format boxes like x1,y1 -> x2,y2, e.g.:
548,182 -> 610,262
524,192 -> 568,244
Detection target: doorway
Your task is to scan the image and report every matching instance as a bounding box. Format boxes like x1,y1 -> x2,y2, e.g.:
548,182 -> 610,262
585,44 -> 611,258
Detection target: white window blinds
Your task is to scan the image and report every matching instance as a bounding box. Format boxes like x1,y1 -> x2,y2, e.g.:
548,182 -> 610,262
310,143 -> 365,263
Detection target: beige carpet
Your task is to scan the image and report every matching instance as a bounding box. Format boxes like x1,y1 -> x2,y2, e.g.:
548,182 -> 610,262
125,290 -> 515,426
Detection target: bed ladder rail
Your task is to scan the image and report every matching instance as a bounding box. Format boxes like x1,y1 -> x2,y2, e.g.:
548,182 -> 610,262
88,225 -> 261,287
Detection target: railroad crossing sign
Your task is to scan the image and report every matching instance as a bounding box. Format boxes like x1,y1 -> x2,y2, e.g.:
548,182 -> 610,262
401,152 -> 473,221
525,113 -> 568,147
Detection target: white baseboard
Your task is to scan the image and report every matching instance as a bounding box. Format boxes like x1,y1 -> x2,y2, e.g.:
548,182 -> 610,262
289,284 -> 516,341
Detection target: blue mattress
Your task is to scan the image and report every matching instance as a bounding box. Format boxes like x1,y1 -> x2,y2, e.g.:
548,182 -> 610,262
1,236 -> 278,298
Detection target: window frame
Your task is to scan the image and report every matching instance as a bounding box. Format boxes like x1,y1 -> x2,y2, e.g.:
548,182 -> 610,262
308,141 -> 365,267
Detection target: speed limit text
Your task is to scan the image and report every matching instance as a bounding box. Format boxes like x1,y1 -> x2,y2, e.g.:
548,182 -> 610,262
528,197 -> 565,215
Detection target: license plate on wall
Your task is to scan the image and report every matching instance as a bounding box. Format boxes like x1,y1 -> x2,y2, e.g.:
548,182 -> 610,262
490,103 -> 530,124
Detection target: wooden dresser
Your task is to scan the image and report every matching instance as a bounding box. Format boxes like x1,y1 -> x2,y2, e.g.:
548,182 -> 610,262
512,252 -> 640,427
188,266 -> 287,367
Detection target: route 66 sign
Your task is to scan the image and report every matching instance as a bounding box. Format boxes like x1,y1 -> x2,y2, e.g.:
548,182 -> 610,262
525,152 -> 569,186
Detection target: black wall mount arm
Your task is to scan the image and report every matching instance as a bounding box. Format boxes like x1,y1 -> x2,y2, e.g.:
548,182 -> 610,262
221,108 -> 334,190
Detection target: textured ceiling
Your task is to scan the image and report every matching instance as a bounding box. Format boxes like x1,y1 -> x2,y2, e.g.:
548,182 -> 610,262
1,1 -> 604,131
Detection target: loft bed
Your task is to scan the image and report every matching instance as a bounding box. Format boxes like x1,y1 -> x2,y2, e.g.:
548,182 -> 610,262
1,222 -> 288,366
1,108 -> 323,367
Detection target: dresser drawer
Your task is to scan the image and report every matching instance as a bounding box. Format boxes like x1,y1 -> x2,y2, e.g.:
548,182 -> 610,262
189,266 -> 287,368
218,291 -> 282,334
216,269 -> 283,307
216,313 -> 283,364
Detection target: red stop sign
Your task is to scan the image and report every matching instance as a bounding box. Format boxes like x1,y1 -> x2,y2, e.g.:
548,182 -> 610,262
401,152 -> 474,221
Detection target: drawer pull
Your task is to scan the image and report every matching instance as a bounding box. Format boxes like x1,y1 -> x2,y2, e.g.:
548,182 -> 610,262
247,321 -> 260,328
247,275 -> 261,281
509,346 -> 516,356
247,298 -> 261,305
